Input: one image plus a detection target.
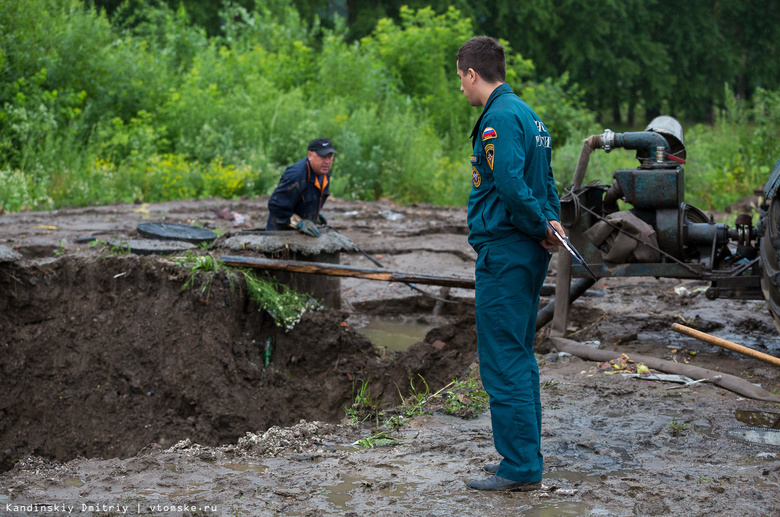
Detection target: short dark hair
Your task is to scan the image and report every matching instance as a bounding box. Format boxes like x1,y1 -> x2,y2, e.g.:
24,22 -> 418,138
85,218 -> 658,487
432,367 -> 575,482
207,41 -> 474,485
457,36 -> 506,83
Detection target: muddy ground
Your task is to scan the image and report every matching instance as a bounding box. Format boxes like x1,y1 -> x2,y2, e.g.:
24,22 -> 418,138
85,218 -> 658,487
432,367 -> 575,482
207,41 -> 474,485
0,196 -> 779,516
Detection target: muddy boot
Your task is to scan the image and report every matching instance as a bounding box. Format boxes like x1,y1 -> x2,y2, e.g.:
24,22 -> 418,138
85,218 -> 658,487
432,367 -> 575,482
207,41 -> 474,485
483,463 -> 499,474
466,475 -> 541,492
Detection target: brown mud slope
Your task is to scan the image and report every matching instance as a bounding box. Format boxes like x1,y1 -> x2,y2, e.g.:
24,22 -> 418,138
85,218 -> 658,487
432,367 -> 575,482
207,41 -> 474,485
0,254 -> 475,473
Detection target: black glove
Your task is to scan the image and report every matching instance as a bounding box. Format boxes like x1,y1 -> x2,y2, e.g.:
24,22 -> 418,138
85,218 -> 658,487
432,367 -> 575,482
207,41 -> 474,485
295,218 -> 320,237
317,214 -> 327,225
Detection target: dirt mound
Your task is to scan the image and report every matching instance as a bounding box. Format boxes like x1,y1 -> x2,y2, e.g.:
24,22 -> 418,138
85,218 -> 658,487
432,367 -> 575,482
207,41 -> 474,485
0,255 -> 478,473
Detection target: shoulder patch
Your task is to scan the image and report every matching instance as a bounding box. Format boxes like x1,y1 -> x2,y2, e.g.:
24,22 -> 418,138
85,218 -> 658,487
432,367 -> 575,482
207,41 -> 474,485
485,144 -> 494,171
482,127 -> 497,141
472,166 -> 481,188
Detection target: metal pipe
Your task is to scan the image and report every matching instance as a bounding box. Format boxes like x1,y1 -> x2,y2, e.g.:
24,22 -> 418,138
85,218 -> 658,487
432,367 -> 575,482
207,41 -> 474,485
602,182 -> 623,214
612,131 -> 669,160
570,129 -> 671,192
537,277 -> 596,330
571,134 -> 603,190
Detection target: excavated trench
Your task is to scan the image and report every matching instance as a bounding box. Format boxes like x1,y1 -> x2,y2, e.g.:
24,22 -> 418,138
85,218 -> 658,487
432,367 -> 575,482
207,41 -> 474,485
0,255 -> 477,473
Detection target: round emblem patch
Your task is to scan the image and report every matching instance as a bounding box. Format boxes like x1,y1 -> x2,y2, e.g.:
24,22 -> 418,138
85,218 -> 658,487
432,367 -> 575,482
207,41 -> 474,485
472,166 -> 481,188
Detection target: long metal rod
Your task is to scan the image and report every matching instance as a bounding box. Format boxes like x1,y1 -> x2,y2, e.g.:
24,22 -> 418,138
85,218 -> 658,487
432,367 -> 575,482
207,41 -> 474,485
324,225 -> 456,303
220,255 -> 476,289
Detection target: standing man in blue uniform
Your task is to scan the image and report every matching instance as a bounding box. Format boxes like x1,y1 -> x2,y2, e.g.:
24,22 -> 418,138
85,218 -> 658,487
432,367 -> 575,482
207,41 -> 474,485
457,36 -> 565,491
265,137 -> 336,237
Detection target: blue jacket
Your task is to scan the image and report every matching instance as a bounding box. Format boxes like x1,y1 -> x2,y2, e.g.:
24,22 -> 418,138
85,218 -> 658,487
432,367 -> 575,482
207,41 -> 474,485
467,83 -> 560,253
266,158 -> 331,230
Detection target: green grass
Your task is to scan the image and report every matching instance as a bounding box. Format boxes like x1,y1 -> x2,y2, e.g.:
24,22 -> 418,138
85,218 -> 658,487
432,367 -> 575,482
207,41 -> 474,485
242,271 -> 322,331
347,372 -> 489,449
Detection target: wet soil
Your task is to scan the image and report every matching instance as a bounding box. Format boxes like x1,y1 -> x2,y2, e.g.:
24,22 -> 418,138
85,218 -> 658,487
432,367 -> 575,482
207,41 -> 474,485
1,197 -> 779,516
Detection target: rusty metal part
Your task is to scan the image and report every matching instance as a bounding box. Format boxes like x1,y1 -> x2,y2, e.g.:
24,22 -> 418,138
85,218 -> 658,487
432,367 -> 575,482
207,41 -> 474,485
323,225 -> 457,304
573,200 -> 700,275
671,323 -> 780,368
220,255 -> 476,289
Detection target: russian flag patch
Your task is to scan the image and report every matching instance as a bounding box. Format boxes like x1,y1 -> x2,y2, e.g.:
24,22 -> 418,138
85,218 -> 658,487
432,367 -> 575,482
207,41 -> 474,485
482,127 -> 497,141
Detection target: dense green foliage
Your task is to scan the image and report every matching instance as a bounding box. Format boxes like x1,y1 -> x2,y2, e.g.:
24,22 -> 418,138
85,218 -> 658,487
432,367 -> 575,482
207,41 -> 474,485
329,0 -> 780,125
0,0 -> 778,214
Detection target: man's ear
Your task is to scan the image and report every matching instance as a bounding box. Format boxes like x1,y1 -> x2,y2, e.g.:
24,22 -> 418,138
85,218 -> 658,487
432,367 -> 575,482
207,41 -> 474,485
468,68 -> 478,83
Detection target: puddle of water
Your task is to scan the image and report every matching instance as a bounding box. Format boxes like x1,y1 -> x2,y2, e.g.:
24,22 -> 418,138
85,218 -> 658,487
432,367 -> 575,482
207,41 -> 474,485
735,410 -> 780,428
163,462 -> 179,473
320,441 -> 362,452
321,474 -> 362,510
221,462 -> 268,473
321,473 -> 418,511
64,478 -> 85,488
545,469 -> 601,484
168,488 -> 208,498
120,482 -> 211,502
530,501 -> 613,516
355,316 -> 435,351
546,468 -> 639,484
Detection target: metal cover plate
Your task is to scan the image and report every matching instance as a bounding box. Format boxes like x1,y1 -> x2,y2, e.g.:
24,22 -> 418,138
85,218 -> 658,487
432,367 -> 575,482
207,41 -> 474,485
137,222 -> 216,244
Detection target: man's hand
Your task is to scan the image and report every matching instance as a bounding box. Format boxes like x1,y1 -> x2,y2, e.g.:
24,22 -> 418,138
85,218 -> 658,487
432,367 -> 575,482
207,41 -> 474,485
296,218 -> 320,237
541,220 -> 565,249
289,214 -> 320,237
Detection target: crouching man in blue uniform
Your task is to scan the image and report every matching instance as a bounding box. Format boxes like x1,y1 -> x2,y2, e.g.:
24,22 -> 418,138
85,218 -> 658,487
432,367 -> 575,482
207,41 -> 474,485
265,137 -> 336,237
457,36 -> 565,491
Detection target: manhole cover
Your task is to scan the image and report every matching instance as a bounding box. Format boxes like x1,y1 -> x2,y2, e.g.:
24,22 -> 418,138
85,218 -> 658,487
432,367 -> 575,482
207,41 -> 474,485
109,239 -> 197,255
137,222 -> 217,244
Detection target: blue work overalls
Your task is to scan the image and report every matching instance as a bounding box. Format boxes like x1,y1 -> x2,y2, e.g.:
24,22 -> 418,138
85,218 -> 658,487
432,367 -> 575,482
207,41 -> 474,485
467,83 -> 560,483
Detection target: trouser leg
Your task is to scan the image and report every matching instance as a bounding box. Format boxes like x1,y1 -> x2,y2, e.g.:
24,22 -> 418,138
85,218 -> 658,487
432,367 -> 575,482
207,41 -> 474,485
475,240 -> 549,483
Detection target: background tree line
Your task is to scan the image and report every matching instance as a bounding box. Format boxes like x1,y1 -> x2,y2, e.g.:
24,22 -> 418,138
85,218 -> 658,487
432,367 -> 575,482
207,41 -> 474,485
1,0 -> 777,214
90,0 -> 780,125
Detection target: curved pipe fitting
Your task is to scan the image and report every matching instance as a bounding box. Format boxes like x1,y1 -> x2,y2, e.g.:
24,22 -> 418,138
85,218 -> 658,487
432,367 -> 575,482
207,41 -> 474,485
602,182 -> 623,214
613,131 -> 669,162
569,130 -> 670,192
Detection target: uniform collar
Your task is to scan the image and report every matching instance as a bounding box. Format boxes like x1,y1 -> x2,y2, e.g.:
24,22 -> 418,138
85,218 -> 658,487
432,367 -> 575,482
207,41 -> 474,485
306,159 -> 329,191
470,83 -> 513,141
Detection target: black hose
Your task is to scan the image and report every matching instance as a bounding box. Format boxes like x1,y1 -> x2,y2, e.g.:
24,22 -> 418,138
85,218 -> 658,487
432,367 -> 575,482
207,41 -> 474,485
536,278 -> 596,330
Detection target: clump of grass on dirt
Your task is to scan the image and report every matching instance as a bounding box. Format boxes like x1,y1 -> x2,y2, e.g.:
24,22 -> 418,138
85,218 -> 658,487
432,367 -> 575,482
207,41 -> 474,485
242,270 -> 322,331
669,419 -> 689,437
442,373 -> 489,419
171,252 -> 319,331
347,372 -> 489,448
